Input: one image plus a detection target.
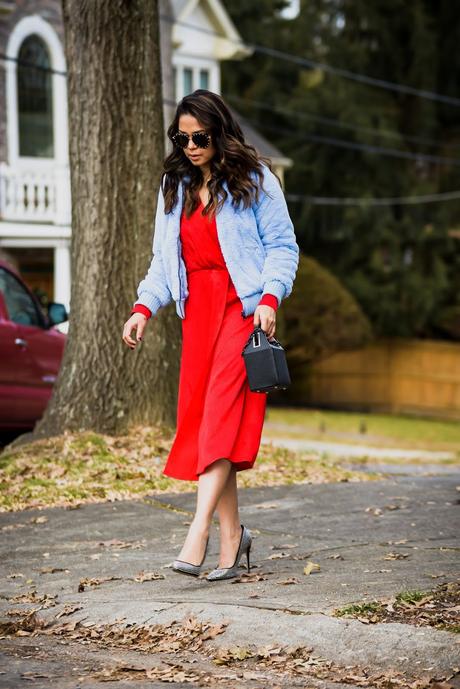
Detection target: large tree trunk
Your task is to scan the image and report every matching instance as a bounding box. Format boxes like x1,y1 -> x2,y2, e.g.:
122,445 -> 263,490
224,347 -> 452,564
32,0 -> 180,441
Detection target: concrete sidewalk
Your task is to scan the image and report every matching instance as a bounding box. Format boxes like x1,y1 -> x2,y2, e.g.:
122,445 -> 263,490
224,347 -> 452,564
1,474 -> 459,686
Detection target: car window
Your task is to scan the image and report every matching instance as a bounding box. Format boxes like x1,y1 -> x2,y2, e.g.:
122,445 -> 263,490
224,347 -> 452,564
0,268 -> 43,327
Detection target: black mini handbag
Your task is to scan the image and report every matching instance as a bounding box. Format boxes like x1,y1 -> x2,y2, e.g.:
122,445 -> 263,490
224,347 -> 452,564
241,326 -> 291,393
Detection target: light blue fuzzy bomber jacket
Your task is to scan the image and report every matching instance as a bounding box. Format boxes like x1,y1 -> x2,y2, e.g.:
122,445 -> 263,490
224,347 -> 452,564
133,162 -> 300,319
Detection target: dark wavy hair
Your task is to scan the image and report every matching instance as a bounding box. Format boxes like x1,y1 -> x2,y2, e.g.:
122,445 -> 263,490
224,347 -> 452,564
161,90 -> 279,219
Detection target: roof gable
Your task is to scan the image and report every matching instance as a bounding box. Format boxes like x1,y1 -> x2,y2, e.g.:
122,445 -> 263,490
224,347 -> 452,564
171,0 -> 252,60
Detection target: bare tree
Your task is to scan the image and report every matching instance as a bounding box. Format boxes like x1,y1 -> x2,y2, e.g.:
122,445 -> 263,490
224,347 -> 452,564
31,0 -> 180,442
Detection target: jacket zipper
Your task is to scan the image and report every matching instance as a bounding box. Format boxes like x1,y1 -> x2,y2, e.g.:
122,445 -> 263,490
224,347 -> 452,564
177,236 -> 182,307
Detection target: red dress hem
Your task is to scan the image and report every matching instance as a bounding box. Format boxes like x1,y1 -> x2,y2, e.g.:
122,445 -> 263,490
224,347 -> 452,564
162,457 -> 256,482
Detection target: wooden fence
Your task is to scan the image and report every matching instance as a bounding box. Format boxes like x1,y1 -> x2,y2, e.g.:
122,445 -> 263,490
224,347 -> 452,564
306,339 -> 460,420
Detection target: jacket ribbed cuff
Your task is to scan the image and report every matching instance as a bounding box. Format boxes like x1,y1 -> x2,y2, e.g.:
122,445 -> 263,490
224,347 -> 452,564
131,304 -> 152,319
258,293 -> 279,310
262,280 -> 286,304
132,292 -> 163,318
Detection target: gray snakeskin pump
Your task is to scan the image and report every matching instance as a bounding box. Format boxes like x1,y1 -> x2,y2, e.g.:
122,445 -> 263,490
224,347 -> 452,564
206,525 -> 251,581
172,535 -> 209,577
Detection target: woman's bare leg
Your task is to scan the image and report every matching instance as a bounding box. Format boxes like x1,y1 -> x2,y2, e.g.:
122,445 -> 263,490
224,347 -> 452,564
215,467 -> 242,568
176,458 -> 232,565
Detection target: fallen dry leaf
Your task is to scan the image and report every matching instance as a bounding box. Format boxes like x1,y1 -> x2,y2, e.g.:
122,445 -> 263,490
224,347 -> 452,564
0,611 -> 46,636
1,523 -> 27,531
201,622 -> 230,641
365,506 -> 383,516
214,645 -> 254,664
91,665 -> 146,681
257,644 -> 284,658
98,538 -> 146,550
231,572 -> 268,584
78,576 -> 122,592
30,516 -> 48,524
90,663 -> 201,683
303,561 -> 321,575
32,612 -> 228,657
132,571 -> 165,583
54,604 -> 82,619
10,591 -> 57,608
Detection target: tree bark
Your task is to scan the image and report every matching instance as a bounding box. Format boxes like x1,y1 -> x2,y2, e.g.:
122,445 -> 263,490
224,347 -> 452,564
32,0 -> 180,441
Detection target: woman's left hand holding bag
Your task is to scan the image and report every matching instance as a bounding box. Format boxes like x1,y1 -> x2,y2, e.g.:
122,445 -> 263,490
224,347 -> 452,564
253,305 -> 276,341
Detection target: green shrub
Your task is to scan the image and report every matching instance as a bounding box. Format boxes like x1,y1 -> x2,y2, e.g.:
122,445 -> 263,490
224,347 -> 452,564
274,254 -> 372,403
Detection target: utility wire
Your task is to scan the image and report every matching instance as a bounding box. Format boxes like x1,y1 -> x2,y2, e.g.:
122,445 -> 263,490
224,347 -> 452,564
160,14 -> 460,107
285,190 -> 460,206
0,53 -> 460,175
0,52 -> 66,76
166,97 -> 460,204
226,94 -> 457,151
3,53 -> 456,163
165,96 -> 460,166
3,51 -> 454,155
244,118 -> 460,167
4,15 -> 457,107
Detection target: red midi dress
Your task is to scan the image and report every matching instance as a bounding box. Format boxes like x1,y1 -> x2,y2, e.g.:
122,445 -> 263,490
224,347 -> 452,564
160,197 -> 269,481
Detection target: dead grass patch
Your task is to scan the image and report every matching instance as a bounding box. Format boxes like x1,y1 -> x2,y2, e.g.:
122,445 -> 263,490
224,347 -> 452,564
0,425 -> 375,512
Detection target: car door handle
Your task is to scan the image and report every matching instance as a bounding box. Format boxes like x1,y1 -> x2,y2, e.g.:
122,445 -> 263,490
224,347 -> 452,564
14,337 -> 28,348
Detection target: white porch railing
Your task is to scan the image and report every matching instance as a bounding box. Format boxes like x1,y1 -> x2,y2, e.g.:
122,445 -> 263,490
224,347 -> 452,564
0,162 -> 71,225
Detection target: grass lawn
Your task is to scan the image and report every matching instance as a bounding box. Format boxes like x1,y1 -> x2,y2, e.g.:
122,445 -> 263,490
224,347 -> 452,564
1,407 -> 458,513
333,581 -> 459,634
264,406 -> 460,454
0,424 -> 376,513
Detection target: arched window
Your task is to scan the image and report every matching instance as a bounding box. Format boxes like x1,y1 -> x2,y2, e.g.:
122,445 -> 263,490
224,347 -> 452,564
17,34 -> 54,158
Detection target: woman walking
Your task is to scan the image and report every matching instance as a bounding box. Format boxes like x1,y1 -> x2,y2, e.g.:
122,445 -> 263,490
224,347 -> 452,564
122,90 -> 299,581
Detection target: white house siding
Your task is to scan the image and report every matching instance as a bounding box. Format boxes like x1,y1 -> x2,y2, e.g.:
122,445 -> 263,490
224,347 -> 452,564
0,1 -> 70,324
0,0 -> 291,330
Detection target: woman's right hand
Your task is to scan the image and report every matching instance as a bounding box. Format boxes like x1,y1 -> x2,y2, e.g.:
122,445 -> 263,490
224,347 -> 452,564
122,313 -> 148,350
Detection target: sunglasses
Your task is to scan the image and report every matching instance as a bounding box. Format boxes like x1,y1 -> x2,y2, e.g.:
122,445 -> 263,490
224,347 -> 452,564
172,131 -> 211,149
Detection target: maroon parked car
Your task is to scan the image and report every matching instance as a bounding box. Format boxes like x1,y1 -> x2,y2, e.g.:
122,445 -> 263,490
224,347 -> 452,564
0,260 -> 68,430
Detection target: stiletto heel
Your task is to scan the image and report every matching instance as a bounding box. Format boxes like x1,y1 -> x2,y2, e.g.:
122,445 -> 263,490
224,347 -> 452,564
172,535 -> 209,577
206,525 -> 252,581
